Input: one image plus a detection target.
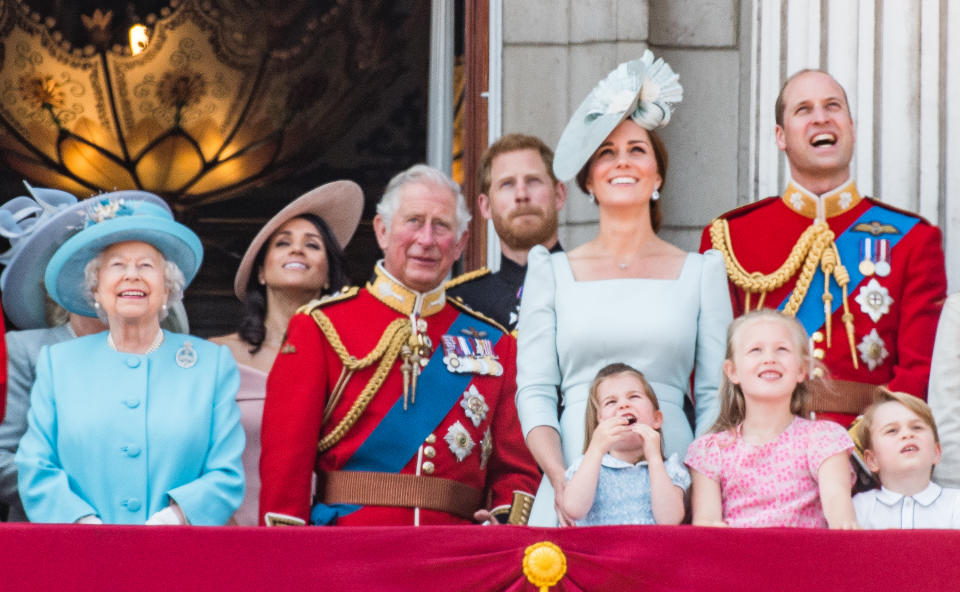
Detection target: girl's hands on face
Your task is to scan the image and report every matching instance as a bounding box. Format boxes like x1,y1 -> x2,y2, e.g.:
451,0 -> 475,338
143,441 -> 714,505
588,416 -> 634,455
632,423 -> 663,460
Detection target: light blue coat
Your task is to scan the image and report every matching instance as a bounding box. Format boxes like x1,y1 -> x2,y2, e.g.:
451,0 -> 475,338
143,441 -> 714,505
15,331 -> 245,525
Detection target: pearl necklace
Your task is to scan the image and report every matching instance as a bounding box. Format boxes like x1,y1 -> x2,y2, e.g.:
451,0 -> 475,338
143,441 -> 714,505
107,329 -> 165,354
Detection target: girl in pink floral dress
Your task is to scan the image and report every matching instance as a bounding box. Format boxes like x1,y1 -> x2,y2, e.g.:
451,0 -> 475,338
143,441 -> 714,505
686,310 -> 858,528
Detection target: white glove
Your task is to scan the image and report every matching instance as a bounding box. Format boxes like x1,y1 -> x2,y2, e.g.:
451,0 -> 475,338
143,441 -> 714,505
145,506 -> 183,525
75,514 -> 102,525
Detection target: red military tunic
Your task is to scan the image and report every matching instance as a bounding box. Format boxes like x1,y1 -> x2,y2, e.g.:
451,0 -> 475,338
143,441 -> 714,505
259,264 -> 538,526
701,180 -> 946,425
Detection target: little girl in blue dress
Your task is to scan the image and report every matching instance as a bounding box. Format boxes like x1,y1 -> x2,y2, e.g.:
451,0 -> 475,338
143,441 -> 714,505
562,363 -> 690,525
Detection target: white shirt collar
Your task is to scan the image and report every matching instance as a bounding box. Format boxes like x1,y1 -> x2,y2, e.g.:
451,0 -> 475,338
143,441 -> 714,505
876,482 -> 942,507
600,453 -> 648,468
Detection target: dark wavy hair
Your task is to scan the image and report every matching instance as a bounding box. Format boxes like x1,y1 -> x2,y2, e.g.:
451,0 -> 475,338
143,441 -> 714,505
238,213 -> 347,353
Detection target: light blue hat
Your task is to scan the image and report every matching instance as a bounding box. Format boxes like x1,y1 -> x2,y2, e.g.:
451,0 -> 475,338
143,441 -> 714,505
45,197 -> 203,318
552,50 -> 683,182
0,184 -> 169,329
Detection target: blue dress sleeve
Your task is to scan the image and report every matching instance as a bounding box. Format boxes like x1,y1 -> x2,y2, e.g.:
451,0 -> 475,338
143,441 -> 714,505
15,345 -> 98,523
516,245 -> 562,438
167,344 -> 245,525
693,250 -> 733,436
664,452 -> 692,491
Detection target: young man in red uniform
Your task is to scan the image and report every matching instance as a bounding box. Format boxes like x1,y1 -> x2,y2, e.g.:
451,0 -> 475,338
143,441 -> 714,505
259,165 -> 539,526
702,70 -> 946,426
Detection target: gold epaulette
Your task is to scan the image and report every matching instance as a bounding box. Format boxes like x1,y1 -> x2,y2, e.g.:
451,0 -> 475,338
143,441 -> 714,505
444,267 -> 491,289
447,294 -> 510,335
297,286 -> 359,315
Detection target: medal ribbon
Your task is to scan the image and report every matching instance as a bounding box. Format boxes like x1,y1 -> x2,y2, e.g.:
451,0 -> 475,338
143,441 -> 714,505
779,205 -> 919,335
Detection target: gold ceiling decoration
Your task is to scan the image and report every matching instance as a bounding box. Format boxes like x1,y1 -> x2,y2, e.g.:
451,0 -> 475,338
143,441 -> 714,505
0,0 -> 396,212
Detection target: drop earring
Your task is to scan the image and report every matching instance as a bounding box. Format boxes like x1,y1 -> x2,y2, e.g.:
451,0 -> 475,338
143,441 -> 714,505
651,189 -> 660,201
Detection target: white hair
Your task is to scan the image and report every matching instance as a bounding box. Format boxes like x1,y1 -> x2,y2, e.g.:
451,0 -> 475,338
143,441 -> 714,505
376,164 -> 471,238
83,251 -> 186,325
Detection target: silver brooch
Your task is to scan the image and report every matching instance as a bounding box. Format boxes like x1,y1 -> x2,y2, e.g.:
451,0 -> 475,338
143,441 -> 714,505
444,421 -> 475,462
459,385 -> 489,427
176,341 -> 197,368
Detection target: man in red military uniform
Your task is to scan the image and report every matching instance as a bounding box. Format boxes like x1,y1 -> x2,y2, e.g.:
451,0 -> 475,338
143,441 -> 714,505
259,164 -> 539,526
702,69 -> 946,426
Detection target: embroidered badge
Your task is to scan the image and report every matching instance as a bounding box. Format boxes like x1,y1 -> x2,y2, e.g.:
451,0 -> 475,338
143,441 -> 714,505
838,191 -> 852,209
280,342 -> 297,354
460,385 -> 489,427
480,427 -> 493,470
175,341 -> 197,368
855,278 -> 894,323
857,329 -> 889,371
444,420 -> 475,462
853,221 -> 900,236
789,192 -> 804,210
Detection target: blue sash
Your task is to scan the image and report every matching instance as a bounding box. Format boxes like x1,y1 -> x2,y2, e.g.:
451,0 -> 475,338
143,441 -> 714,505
779,205 -> 919,335
311,312 -> 503,524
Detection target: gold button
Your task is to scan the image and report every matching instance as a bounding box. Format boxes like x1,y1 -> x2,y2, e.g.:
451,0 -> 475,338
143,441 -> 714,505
813,348 -> 825,360
421,461 -> 435,475
812,367 -> 825,378
425,434 -> 436,444
811,331 -> 824,343
423,446 -> 436,458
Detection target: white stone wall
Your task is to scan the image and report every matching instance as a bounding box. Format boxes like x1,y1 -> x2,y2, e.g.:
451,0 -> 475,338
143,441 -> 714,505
499,0 -> 960,288
500,0 -> 742,251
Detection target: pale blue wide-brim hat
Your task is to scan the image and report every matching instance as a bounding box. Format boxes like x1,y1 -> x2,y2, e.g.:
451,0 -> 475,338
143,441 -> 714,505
0,185 -> 169,329
45,197 -> 203,318
552,50 -> 684,182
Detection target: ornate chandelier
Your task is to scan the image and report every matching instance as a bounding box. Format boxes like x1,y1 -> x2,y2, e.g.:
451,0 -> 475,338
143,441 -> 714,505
0,0 -> 400,212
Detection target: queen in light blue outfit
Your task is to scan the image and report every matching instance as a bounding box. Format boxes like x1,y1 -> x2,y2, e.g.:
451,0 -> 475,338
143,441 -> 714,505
15,198 -> 244,525
516,51 -> 731,525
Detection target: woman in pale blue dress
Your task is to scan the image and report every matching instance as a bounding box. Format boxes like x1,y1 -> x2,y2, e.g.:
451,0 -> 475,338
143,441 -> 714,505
517,51 -> 732,525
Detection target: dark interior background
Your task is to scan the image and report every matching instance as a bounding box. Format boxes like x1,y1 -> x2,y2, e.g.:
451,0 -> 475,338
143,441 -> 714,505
0,0 -> 453,337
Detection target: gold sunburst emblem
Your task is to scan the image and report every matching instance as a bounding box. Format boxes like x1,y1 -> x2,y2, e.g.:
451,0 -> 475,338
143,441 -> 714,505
523,541 -> 567,591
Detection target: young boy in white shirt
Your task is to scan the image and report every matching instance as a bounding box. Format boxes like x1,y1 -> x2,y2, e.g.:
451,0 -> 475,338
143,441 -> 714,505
853,389 -> 960,529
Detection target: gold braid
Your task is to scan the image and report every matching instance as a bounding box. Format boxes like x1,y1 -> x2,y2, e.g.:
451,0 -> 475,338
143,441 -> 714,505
781,226 -> 834,316
310,310 -> 412,453
710,218 -> 832,306
710,217 -> 859,362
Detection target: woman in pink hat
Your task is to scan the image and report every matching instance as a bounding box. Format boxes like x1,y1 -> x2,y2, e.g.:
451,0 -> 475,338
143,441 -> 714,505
212,181 -> 362,525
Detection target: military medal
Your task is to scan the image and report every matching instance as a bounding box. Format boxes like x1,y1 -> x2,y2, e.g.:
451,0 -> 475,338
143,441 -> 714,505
858,238 -> 875,276
441,328 -> 504,376
479,427 -> 493,470
444,420 -> 475,461
874,239 -> 891,277
856,328 -> 889,371
460,385 -> 489,427
854,278 -> 894,323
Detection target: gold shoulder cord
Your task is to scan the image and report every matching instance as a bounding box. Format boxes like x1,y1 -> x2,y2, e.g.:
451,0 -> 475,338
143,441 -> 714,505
312,310 -> 412,452
444,266 -> 491,289
709,218 -> 858,369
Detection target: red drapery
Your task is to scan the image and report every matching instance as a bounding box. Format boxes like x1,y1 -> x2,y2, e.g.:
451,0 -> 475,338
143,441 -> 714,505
1,523 -> 956,591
